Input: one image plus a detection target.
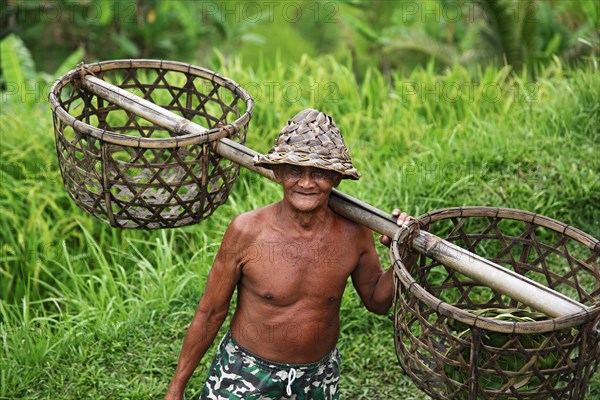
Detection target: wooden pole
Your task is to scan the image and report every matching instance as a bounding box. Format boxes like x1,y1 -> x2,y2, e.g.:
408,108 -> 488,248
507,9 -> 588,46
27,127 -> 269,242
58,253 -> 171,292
81,75 -> 588,318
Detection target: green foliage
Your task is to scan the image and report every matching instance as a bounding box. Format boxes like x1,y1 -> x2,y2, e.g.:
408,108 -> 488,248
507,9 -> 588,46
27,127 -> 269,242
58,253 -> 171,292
1,0 -> 218,70
478,0 -> 538,70
445,309 -> 567,396
341,0 -> 599,76
1,50 -> 599,398
1,0 -> 597,81
1,2 -> 599,397
0,0 -> 343,76
0,34 -> 36,87
0,33 -> 83,108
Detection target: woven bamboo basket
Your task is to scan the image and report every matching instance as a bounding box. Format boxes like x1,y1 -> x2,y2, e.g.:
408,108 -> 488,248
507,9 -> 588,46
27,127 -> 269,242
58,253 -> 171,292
49,60 -> 254,229
392,207 -> 600,399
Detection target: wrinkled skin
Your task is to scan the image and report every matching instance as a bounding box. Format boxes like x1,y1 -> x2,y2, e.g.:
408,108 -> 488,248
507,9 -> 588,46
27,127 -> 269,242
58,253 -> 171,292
164,164 -> 412,400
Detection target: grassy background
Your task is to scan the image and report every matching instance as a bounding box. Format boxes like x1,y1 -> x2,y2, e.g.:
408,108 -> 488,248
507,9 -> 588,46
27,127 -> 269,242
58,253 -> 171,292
1,51 -> 599,399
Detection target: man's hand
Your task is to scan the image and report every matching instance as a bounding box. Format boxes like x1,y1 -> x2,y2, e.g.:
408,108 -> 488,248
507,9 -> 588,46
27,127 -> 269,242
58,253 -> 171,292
380,209 -> 414,247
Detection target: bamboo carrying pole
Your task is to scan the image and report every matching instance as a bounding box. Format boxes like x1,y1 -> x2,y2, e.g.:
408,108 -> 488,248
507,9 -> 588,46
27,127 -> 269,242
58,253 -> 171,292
82,75 -> 588,318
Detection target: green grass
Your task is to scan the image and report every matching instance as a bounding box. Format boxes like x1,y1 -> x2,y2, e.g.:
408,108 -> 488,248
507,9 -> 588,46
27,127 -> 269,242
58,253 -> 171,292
1,54 -> 599,399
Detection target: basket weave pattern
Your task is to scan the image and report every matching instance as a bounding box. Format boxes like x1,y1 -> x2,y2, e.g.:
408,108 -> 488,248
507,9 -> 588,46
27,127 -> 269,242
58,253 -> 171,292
49,60 -> 253,229
392,207 -> 600,399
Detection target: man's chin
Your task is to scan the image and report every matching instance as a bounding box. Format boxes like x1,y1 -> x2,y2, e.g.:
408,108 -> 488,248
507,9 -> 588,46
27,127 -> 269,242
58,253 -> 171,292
290,198 -> 324,212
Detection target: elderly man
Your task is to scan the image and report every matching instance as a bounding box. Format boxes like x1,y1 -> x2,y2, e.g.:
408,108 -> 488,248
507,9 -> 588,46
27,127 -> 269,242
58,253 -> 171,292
165,109 -> 411,400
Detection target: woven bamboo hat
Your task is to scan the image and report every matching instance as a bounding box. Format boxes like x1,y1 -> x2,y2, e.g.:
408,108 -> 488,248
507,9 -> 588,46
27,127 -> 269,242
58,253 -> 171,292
254,109 -> 361,180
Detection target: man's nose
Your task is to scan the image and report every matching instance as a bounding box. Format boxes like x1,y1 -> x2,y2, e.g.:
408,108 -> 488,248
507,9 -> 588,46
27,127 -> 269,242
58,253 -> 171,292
297,170 -> 315,187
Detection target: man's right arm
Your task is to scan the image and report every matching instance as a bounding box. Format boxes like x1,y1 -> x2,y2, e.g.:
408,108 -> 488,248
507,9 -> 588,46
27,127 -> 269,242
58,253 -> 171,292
164,218 -> 245,399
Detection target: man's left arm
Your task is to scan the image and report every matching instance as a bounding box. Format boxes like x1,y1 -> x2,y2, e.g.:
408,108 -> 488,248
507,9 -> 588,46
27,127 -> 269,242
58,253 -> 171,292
351,209 -> 413,315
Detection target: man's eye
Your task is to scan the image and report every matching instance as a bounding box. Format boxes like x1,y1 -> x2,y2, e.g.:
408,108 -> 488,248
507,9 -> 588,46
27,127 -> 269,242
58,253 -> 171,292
313,170 -> 331,180
289,167 -> 302,177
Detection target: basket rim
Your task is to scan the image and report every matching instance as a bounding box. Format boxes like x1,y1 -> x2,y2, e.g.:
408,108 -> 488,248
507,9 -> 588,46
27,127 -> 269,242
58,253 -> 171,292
48,59 -> 255,148
392,206 -> 600,334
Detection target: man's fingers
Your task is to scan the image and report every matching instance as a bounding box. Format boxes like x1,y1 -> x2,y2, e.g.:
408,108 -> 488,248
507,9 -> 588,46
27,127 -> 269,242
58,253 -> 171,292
395,211 -> 410,226
382,209 -> 416,247
380,235 -> 391,246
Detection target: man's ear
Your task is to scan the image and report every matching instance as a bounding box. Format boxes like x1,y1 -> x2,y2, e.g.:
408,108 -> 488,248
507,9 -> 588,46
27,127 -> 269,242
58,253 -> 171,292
332,173 -> 343,188
271,165 -> 284,183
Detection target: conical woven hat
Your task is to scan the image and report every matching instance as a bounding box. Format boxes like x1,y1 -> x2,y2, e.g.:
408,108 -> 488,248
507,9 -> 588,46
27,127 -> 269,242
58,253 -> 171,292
254,109 -> 361,180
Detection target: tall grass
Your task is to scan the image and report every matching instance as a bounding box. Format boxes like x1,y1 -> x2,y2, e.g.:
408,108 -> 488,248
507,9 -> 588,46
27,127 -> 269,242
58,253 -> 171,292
1,54 -> 598,399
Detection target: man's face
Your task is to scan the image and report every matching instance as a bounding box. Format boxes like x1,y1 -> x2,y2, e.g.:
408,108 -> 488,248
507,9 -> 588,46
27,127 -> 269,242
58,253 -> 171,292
275,164 -> 342,213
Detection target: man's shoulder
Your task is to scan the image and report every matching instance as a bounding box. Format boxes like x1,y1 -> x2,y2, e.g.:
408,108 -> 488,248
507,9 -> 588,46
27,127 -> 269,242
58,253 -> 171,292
228,203 -> 277,235
331,208 -> 372,238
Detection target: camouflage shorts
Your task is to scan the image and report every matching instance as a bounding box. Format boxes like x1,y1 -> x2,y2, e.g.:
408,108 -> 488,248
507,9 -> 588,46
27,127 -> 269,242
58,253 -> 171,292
200,331 -> 340,399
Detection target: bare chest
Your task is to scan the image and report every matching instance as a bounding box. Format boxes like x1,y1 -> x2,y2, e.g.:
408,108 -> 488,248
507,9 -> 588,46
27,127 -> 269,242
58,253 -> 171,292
239,236 -> 357,303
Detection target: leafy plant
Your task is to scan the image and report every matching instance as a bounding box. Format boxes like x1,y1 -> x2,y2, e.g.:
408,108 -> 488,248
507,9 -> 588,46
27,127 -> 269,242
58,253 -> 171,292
1,33 -> 83,107
2,53 -> 598,399
0,34 -> 36,89
340,0 -> 599,77
444,308 -> 569,397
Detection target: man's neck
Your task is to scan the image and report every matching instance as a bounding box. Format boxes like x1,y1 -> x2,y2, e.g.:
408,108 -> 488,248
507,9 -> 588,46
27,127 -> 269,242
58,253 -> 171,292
276,199 -> 333,233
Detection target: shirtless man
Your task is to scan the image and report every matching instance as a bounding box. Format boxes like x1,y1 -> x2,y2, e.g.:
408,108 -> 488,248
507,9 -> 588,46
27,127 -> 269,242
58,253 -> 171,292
165,109 -> 412,400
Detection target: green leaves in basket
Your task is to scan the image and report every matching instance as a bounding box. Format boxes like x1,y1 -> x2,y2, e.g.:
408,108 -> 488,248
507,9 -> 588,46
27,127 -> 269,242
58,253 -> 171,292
444,308 -> 565,395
